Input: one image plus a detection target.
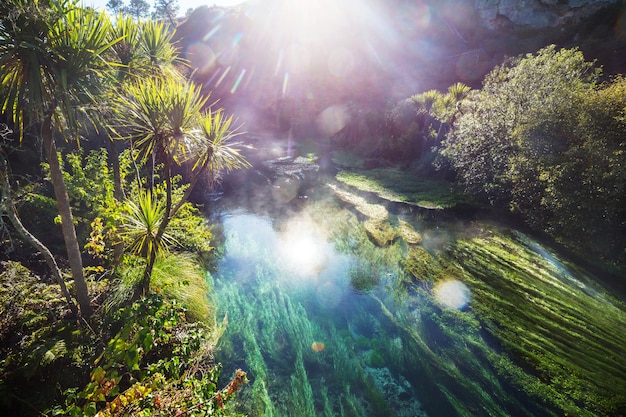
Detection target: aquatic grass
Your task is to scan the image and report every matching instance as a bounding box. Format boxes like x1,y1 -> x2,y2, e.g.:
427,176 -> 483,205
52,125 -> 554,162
336,168 -> 471,209
310,196 -> 598,415
449,231 -> 626,416
371,293 -> 538,417
213,197 -> 617,417
214,206 -> 437,416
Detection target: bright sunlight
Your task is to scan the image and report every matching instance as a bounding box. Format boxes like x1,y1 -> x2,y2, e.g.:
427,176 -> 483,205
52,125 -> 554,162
278,215 -> 327,277
276,0 -> 352,45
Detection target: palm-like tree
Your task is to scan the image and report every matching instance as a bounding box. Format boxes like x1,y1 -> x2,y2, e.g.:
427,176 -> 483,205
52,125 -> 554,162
120,189 -> 175,262
0,0 -> 116,318
113,74 -> 201,296
113,74 -> 250,296
173,108 -> 250,212
104,16 -> 184,199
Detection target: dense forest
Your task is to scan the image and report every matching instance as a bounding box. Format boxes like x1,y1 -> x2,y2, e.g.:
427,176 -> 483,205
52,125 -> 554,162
1,0 -> 625,416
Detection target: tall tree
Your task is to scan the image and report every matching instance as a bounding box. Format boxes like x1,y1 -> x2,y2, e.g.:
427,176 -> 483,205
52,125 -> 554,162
439,45 -> 626,266
127,0 -> 151,19
0,0 -> 116,318
106,0 -> 125,14
153,0 -> 180,24
112,75 -> 249,296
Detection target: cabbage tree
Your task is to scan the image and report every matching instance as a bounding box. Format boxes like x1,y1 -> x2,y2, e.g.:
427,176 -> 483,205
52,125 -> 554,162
112,74 -> 250,296
0,0 -> 116,318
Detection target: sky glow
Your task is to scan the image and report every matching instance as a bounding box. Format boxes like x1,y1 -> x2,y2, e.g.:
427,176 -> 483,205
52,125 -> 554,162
85,0 -> 244,15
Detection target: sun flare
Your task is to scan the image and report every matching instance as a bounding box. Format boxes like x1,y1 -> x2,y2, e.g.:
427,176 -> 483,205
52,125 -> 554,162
277,0 -> 350,45
278,217 -> 327,276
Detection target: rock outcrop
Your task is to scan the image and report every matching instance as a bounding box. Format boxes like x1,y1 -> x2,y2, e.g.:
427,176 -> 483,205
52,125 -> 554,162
476,0 -> 620,29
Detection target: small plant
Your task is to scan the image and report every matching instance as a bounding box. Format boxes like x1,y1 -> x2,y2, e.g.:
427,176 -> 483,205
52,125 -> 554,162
56,294 -> 246,416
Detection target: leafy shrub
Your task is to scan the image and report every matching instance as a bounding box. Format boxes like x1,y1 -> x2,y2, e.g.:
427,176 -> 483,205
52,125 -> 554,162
439,45 -> 625,268
56,294 -> 245,417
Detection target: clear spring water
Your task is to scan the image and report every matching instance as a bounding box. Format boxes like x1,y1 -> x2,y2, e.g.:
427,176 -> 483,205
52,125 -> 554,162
207,178 -> 625,417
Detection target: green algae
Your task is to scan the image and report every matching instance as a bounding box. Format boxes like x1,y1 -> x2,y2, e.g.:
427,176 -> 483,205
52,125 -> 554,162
448,230 -> 626,416
335,168 -> 470,209
212,186 -> 625,417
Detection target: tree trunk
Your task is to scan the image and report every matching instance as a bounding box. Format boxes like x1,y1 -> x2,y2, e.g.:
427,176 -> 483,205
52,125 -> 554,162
106,138 -> 124,201
137,156 -> 178,298
106,138 -> 124,261
42,117 -> 93,318
1,156 -> 78,316
140,159 -> 173,297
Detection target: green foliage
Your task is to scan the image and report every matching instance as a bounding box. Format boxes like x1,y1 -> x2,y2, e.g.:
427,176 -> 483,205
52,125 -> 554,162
194,108 -> 250,188
126,175 -> 214,255
111,253 -> 214,322
111,74 -> 207,166
58,293 -> 245,417
535,76 -> 626,266
0,0 -> 115,140
439,45 -> 625,267
0,261 -> 69,359
167,200 -> 214,255
120,190 -> 175,259
39,148 -> 129,265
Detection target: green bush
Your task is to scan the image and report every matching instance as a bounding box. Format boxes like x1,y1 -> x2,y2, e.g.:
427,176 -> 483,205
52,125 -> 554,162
439,45 -> 626,268
56,294 -> 245,417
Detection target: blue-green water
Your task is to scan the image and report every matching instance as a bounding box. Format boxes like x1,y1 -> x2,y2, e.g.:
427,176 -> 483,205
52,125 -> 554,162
209,180 -> 626,417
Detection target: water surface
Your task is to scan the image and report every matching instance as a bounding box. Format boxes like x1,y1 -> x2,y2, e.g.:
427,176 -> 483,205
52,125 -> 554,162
208,178 -> 626,417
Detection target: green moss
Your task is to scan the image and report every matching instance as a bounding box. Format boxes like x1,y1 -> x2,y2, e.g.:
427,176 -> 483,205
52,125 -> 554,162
349,263 -> 381,293
363,219 -> 398,246
336,168 -> 471,209
448,231 -> 626,416
332,150 -> 366,169
398,219 -> 422,244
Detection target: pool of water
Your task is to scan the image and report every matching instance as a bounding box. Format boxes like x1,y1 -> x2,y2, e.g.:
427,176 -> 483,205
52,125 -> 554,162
207,176 -> 626,417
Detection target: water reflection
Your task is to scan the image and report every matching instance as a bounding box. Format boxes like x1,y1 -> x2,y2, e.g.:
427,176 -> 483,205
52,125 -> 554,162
277,215 -> 327,276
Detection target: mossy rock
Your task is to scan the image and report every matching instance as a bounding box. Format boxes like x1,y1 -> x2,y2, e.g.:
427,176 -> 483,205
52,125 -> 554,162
328,183 -> 388,221
336,168 -> 472,209
398,219 -> 422,244
364,219 -> 398,247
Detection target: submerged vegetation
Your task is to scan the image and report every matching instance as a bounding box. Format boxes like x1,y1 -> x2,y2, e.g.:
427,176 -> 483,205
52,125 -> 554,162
213,191 -> 626,416
449,231 -> 626,415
